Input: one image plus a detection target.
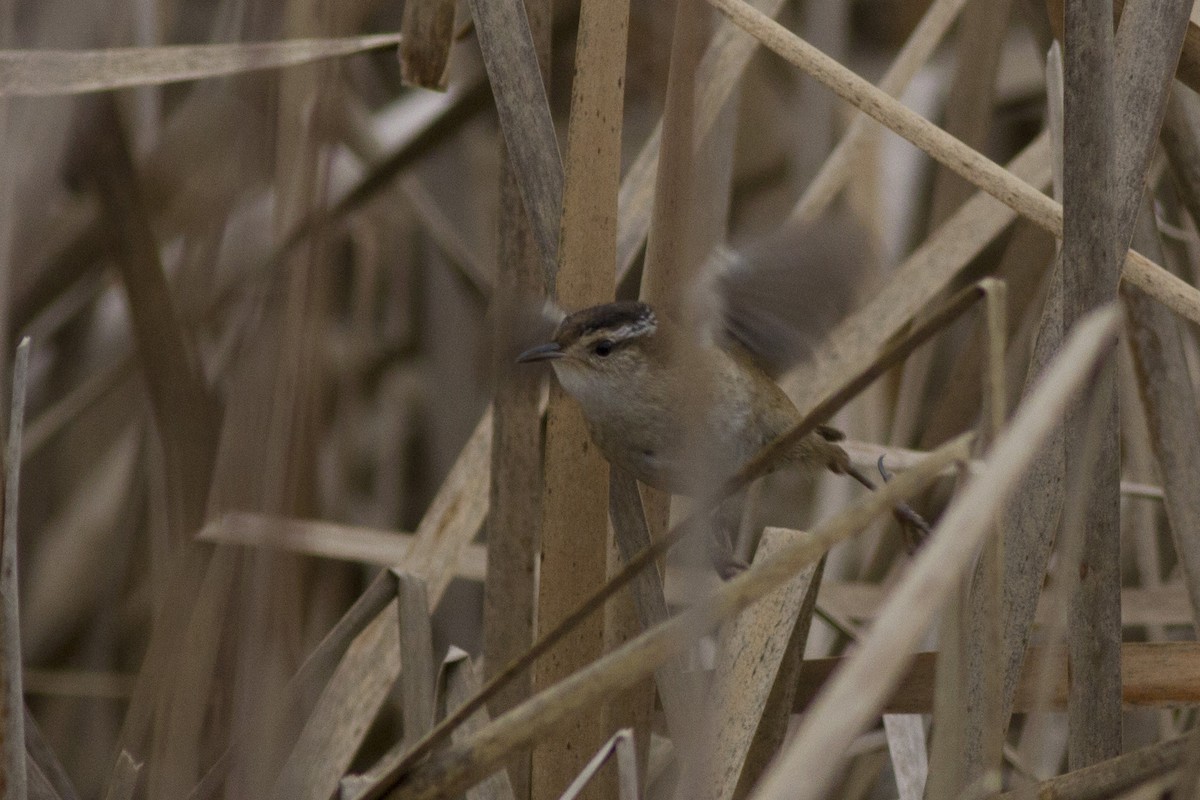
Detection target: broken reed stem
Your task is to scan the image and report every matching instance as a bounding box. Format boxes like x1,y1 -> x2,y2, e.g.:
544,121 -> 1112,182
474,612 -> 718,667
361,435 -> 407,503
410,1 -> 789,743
368,281 -> 989,796
958,278 -> 1008,787
707,0 -> 1200,327
389,437 -> 972,800
2,338 -> 29,800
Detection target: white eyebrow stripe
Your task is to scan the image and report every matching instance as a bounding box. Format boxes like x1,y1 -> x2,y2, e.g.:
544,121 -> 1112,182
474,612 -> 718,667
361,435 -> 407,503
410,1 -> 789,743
607,316 -> 657,341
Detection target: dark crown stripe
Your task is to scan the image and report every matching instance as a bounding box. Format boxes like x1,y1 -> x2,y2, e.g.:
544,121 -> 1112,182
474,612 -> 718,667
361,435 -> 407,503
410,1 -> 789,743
556,301 -> 656,344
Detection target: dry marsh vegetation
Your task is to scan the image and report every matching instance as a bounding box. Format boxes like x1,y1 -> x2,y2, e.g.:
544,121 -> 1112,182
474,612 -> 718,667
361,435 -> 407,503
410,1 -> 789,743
2,0 -> 1200,798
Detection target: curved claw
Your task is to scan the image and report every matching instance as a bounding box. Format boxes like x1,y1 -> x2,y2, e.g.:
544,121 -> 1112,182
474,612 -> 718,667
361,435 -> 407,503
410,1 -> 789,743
877,455 -> 894,483
876,455 -> 933,551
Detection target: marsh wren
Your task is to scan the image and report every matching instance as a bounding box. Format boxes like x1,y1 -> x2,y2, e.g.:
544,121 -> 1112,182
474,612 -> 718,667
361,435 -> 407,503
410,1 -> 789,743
514,221 -> 929,564
516,300 -> 853,493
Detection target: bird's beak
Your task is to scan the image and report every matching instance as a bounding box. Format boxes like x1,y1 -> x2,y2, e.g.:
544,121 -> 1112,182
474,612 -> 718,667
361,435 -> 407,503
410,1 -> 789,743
516,342 -> 564,363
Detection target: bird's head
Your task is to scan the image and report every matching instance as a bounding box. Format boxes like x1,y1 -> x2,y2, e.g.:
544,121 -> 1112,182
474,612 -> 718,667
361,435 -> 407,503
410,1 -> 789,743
516,301 -> 660,390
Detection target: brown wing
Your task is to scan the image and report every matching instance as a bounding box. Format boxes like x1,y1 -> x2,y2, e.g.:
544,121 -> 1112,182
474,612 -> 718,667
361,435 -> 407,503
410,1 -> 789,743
714,211 -> 878,378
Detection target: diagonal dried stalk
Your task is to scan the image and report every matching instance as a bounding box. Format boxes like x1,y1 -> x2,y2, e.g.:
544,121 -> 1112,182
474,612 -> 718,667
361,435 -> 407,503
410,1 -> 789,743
396,574 -> 437,746
0,35 -> 404,96
556,730 -> 639,800
390,437 -> 970,800
751,305 -> 1123,800
995,736 -> 1187,800
706,0 -> 1200,327
788,0 -> 969,224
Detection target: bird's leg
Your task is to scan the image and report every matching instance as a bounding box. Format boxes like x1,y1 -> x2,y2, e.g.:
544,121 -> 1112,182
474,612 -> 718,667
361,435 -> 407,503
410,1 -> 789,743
842,458 -> 932,552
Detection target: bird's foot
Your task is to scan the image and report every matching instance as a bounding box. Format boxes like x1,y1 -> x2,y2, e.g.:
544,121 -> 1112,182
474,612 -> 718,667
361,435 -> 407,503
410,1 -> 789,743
878,456 -> 934,553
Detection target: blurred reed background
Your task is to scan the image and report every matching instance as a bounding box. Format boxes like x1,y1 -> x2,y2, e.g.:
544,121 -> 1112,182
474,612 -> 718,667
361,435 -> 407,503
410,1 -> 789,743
3,0 -> 1200,798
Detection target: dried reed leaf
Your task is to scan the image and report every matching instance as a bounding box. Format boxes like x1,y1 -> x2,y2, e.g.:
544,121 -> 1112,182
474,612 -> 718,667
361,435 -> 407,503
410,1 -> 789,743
1126,266 -> 1200,611
704,528 -> 817,800
396,574 -> 437,744
731,554 -> 826,797
399,0 -> 457,89
882,715 -> 928,800
402,407 -> 493,604
465,0 -> 562,285
556,730 -> 638,800
751,305 -> 1122,800
269,608 -> 402,800
437,649 -> 515,800
284,408 -> 494,800
986,48 -> 1068,748
190,575 -> 405,800
1115,8 -> 1200,647
952,279 -> 1008,789
606,470 -> 690,731
196,512 -> 487,580
89,98 -> 220,537
1,338 -> 30,800
0,34 -> 404,96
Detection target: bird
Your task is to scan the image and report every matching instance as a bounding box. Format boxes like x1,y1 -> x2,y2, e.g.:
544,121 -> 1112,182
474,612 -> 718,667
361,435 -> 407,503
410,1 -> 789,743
515,300 -> 853,495
513,220 -> 929,570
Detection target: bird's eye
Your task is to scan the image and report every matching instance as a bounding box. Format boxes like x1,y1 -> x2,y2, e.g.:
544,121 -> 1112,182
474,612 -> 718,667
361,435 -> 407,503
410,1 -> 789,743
593,339 -> 614,357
